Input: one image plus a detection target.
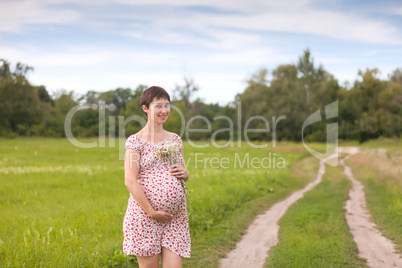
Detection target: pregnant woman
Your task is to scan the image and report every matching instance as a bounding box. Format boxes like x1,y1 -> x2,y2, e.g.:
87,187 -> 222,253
123,86 -> 191,268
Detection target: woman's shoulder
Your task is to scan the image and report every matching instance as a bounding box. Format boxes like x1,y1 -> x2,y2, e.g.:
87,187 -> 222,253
126,132 -> 140,142
125,132 -> 145,151
165,131 -> 182,142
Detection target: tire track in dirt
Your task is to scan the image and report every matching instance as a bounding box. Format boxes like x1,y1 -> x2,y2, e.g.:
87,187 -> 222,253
220,154 -> 336,268
220,147 -> 402,268
340,147 -> 402,268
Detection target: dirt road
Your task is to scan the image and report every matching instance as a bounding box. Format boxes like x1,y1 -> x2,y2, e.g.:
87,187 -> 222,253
220,147 -> 402,268
220,154 -> 335,268
341,147 -> 402,268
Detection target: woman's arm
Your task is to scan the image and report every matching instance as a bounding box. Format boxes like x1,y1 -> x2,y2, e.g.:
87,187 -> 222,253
124,149 -> 173,223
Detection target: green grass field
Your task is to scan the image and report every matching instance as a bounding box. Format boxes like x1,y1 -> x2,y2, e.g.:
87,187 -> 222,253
0,138 -> 400,267
265,158 -> 367,267
0,138 -> 313,267
263,140 -> 402,267
346,142 -> 402,253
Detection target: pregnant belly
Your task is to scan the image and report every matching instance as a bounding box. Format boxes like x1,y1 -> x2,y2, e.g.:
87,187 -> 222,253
141,172 -> 186,215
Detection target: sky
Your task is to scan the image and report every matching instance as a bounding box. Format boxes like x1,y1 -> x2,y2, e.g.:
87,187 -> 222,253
1,0 -> 402,105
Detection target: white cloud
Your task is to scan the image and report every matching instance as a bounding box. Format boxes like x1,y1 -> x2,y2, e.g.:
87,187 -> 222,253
115,0 -> 402,44
391,6 -> 402,15
2,0 -> 401,45
199,30 -> 263,50
116,0 -> 311,13
30,64 -> 244,105
204,48 -> 286,65
364,50 -> 379,56
0,46 -> 24,62
193,72 -> 245,104
1,44 -> 182,67
31,68 -> 184,95
192,9 -> 400,44
29,51 -> 114,67
31,73 -> 95,92
123,52 -> 181,65
314,56 -> 350,65
0,0 -> 80,33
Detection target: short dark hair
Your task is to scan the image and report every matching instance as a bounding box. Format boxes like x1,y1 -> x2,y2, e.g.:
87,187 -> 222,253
140,86 -> 171,116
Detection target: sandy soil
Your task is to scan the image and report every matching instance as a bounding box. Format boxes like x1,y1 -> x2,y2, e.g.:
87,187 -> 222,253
220,147 -> 402,268
340,147 -> 402,268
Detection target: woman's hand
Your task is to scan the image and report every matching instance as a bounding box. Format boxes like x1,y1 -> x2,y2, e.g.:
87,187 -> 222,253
170,164 -> 189,182
149,210 -> 174,223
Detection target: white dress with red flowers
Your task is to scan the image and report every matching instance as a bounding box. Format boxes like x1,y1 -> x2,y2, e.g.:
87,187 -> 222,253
122,133 -> 191,258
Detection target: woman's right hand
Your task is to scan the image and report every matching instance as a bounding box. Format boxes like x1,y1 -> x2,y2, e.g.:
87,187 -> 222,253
149,210 -> 174,223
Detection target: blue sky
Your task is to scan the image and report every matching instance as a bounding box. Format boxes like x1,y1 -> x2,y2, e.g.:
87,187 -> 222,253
1,0 -> 402,105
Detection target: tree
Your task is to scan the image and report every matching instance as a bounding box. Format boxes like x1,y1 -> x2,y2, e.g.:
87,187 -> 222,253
270,64 -> 305,141
46,91 -> 78,137
79,90 -> 99,104
389,68 -> 402,85
174,77 -> 199,112
246,68 -> 269,86
0,59 -> 44,135
97,88 -> 132,116
355,69 -> 384,114
343,68 -> 402,141
120,85 -> 148,136
36,86 -> 54,105
296,49 -> 327,113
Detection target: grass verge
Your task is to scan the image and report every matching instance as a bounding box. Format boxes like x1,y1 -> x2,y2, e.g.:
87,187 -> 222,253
347,148 -> 402,253
264,160 -> 367,267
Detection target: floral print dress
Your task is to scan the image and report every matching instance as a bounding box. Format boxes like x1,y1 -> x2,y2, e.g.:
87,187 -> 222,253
122,133 -> 191,258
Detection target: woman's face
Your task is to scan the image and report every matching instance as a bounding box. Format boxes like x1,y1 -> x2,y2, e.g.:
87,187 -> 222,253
144,98 -> 170,124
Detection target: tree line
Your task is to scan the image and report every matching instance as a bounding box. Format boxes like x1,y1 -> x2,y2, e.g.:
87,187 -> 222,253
0,50 -> 401,142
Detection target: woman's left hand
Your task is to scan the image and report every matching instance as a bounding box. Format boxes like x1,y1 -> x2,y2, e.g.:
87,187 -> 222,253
170,164 -> 189,182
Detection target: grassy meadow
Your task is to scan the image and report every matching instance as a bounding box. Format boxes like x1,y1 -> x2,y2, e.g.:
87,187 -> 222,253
1,138 -> 400,267
346,139 -> 402,253
264,140 -> 402,267
265,158 -> 367,267
0,138 -> 314,267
